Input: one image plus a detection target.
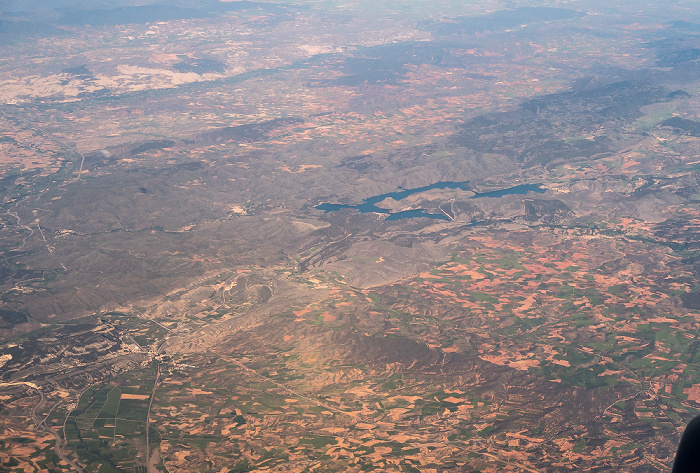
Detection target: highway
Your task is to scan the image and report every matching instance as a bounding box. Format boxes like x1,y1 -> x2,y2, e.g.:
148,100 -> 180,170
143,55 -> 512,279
1,381 -> 84,472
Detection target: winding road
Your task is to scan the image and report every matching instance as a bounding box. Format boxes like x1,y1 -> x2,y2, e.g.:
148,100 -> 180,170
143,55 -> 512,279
5,209 -> 34,250
1,382 -> 84,472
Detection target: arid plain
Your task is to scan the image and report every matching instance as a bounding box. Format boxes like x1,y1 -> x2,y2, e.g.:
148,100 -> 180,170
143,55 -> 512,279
3,0 -> 700,471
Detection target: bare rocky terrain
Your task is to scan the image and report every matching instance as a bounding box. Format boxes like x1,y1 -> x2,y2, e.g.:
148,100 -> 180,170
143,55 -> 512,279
3,0 -> 700,472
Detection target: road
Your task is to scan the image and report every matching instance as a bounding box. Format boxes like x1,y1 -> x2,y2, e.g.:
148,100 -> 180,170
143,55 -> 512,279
222,356 -> 542,473
1,382 -> 84,473
5,209 -> 34,250
222,355 -> 364,420
145,362 -> 161,473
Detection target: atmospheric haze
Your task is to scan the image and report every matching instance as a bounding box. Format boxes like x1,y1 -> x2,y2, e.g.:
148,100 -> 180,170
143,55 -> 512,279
1,1 -> 700,472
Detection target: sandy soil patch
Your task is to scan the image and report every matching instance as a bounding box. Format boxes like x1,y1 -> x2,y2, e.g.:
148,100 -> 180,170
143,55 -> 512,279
121,393 -> 150,400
